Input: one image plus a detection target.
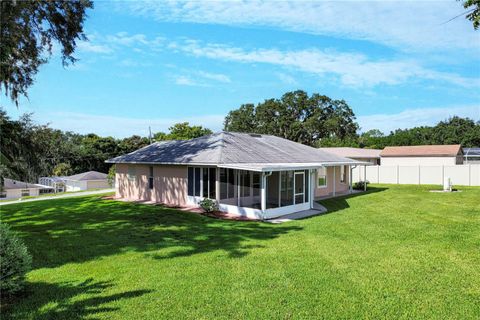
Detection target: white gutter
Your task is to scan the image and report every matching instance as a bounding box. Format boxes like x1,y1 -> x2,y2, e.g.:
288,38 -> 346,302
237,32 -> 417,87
107,161 -> 373,172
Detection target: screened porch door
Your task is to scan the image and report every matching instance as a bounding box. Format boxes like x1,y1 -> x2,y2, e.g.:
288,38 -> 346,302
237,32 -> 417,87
294,171 -> 305,204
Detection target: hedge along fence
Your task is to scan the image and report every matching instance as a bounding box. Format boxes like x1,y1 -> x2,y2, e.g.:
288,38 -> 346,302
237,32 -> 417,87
352,164 -> 480,186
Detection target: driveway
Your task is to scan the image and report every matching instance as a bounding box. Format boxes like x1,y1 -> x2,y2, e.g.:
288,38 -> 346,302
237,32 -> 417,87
0,189 -> 115,206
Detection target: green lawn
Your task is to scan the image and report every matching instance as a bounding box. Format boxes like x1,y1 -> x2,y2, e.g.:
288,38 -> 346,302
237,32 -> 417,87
1,185 -> 479,319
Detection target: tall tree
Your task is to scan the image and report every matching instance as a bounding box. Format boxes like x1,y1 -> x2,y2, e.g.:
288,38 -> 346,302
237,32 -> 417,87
431,116 -> 480,146
154,122 -> 213,141
223,104 -> 257,133
224,90 -> 359,146
0,0 -> 93,105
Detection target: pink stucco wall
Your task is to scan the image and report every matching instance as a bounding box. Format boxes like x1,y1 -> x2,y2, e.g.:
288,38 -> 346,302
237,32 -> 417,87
315,166 -> 350,198
115,164 -> 188,206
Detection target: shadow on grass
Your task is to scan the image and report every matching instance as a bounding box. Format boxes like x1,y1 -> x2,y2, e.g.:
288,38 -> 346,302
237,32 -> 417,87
1,278 -> 151,320
318,186 -> 389,214
0,196 -> 302,269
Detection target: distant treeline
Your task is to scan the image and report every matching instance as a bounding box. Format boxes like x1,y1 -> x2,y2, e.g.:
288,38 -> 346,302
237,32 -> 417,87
1,90 -> 479,183
317,116 -> 480,149
0,110 -> 211,183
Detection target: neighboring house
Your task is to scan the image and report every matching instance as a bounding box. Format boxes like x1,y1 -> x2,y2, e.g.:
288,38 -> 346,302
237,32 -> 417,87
380,145 -> 463,166
39,171 -> 109,192
62,171 -> 109,191
1,178 -> 53,200
106,132 -> 369,220
463,148 -> 480,164
320,147 -> 381,165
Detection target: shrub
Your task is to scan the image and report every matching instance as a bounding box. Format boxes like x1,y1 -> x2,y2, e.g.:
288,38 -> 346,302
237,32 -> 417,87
107,165 -> 116,187
353,180 -> 369,190
0,223 -> 32,295
199,198 -> 218,213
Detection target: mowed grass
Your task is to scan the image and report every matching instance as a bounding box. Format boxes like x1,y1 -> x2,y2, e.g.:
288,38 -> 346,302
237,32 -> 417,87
1,185 -> 479,319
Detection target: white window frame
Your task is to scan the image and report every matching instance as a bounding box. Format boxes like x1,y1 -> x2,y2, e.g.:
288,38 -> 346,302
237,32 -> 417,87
21,189 -> 30,197
317,167 -> 327,188
0,192 -> 6,198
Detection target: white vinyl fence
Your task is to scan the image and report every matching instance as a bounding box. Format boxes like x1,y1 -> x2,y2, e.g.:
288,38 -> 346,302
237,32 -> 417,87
352,164 -> 480,186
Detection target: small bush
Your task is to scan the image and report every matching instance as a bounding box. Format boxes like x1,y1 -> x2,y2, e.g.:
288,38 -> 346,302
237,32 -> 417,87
199,198 -> 218,213
353,180 -> 369,190
0,223 -> 32,295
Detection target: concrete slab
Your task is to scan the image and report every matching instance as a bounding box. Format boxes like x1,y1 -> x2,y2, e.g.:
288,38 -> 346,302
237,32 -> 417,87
266,203 -> 327,224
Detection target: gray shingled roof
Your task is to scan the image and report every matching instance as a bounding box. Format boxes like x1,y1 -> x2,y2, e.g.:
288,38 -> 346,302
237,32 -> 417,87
106,132 -> 359,165
64,171 -> 107,181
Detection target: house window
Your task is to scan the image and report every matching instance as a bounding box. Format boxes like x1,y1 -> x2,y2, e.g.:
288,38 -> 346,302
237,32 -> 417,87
188,167 -> 194,196
317,167 -> 327,188
127,166 -> 136,181
148,166 -> 154,189
21,189 -> 30,197
0,192 -> 6,198
188,167 -> 216,199
340,165 -> 347,184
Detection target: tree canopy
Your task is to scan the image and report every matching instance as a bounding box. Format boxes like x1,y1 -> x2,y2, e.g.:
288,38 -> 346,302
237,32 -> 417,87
463,0 -> 480,29
154,122 -> 212,141
0,110 -> 147,182
224,90 -> 359,146
354,116 -> 480,149
0,0 -> 93,105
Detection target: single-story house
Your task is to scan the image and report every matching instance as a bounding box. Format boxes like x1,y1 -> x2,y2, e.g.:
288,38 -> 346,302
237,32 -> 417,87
62,171 -> 109,191
320,147 -> 381,165
39,171 -> 109,192
106,132 -> 369,220
1,178 -> 53,200
463,148 -> 480,164
380,145 -> 464,166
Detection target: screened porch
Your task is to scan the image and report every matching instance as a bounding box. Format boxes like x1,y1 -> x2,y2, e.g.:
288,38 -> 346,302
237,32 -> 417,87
187,166 -> 312,219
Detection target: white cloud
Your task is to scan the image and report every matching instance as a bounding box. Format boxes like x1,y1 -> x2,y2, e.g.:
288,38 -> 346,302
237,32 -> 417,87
74,31 -> 477,88
358,105 -> 480,133
33,111 -> 224,138
104,32 -> 165,48
174,70 -> 231,86
275,72 -> 298,85
197,71 -> 231,83
174,75 -> 203,86
122,0 -> 480,52
77,41 -> 112,54
175,40 -> 479,88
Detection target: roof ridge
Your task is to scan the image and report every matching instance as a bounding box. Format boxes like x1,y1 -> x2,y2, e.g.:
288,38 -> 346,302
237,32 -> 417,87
217,132 -> 226,163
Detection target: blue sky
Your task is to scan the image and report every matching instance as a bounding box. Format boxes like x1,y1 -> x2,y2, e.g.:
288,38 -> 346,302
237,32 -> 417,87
4,0 -> 480,137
